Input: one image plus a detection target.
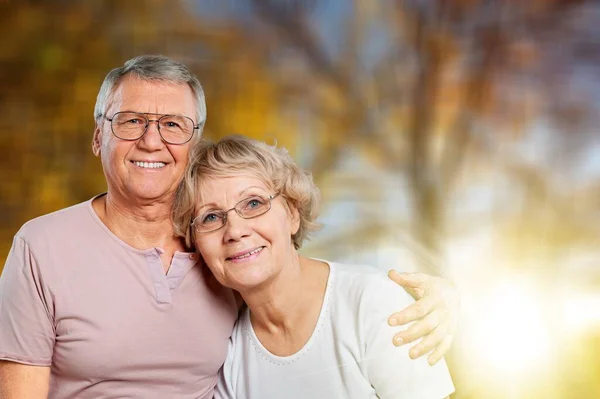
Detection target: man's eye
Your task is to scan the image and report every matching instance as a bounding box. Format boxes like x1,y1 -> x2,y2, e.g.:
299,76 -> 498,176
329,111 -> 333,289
126,118 -> 144,124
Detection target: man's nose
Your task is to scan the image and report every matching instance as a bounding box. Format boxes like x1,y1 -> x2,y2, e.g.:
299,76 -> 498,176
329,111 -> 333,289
138,119 -> 164,148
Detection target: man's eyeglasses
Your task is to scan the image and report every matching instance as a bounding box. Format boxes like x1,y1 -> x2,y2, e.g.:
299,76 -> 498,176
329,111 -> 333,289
105,111 -> 201,145
191,194 -> 280,234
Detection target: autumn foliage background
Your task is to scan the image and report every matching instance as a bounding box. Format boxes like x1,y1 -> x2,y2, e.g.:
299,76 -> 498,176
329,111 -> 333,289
1,1 -> 599,398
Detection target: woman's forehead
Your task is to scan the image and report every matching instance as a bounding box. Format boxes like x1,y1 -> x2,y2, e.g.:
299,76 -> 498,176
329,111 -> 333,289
195,174 -> 273,203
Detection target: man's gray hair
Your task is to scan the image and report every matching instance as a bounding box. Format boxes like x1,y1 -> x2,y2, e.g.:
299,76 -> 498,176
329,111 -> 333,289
93,55 -> 206,133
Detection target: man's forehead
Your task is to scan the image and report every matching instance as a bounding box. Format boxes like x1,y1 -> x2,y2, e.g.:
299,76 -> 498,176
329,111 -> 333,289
117,76 -> 190,96
107,76 -> 194,107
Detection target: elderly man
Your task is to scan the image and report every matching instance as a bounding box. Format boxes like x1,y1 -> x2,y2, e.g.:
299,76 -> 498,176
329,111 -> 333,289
0,55 -> 458,398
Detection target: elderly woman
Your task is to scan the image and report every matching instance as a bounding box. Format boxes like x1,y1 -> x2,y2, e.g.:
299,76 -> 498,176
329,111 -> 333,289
173,136 -> 455,399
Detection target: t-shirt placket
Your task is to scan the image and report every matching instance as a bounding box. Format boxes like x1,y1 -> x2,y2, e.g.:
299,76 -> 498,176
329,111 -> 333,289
144,248 -> 196,304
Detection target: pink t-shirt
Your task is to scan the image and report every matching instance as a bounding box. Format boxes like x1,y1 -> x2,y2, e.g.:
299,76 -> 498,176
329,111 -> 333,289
0,196 -> 238,398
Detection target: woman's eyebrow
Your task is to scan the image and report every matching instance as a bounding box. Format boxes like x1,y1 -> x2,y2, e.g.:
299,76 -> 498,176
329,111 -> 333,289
196,186 -> 269,210
238,186 -> 269,196
196,202 -> 220,211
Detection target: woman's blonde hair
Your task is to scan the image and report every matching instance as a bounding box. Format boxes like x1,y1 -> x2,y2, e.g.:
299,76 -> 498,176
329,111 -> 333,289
173,135 -> 321,250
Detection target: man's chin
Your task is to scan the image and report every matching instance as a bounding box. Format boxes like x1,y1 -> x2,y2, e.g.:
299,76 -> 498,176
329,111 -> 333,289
122,185 -> 177,205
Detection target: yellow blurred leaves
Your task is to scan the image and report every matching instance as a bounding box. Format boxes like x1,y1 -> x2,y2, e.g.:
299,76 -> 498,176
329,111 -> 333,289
36,172 -> 70,214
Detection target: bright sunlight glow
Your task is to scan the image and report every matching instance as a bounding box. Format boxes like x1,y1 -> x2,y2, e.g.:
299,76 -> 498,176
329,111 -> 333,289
467,277 -> 552,376
561,292 -> 600,332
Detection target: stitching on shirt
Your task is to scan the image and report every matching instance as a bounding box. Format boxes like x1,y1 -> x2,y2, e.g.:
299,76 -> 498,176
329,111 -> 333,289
0,352 -> 52,366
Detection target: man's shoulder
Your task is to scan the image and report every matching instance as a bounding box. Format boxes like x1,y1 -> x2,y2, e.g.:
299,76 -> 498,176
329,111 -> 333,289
16,199 -> 95,244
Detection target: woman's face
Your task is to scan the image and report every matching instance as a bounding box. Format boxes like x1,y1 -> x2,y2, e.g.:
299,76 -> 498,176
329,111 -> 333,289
193,175 -> 300,293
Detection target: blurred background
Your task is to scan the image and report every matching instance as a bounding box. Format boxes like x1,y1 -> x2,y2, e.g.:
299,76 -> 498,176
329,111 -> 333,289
1,0 -> 599,397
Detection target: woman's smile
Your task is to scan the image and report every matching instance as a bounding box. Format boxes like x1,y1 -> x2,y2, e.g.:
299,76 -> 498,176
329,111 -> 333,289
226,246 -> 266,263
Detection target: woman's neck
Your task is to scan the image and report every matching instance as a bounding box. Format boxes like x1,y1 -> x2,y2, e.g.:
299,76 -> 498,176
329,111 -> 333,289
242,256 -> 330,356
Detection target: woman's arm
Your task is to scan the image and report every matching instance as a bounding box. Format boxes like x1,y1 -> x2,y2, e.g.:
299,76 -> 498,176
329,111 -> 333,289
0,361 -> 50,399
386,270 -> 460,365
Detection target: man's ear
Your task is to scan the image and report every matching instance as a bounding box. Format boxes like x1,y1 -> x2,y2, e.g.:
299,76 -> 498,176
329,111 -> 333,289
92,124 -> 102,156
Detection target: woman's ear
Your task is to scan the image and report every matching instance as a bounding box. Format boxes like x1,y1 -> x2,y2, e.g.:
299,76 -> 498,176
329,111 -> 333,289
289,204 -> 301,236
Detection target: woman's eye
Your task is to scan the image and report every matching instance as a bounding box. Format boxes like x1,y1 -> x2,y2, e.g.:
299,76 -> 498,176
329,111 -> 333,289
247,198 -> 264,208
202,213 -> 219,224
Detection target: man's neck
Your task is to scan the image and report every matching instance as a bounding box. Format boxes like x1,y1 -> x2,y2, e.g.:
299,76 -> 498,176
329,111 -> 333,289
92,193 -> 187,267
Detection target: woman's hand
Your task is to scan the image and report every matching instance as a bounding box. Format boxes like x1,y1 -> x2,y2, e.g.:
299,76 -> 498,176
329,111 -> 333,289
386,270 -> 460,365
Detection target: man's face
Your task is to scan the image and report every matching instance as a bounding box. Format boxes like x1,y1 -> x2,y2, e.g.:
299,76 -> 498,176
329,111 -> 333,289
92,75 -> 198,205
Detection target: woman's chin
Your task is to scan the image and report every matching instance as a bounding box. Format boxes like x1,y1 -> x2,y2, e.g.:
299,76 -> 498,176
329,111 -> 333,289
225,270 -> 271,293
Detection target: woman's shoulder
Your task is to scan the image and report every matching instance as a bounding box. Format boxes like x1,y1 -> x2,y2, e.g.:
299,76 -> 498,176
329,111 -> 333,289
330,262 -> 386,278
326,261 -> 415,315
